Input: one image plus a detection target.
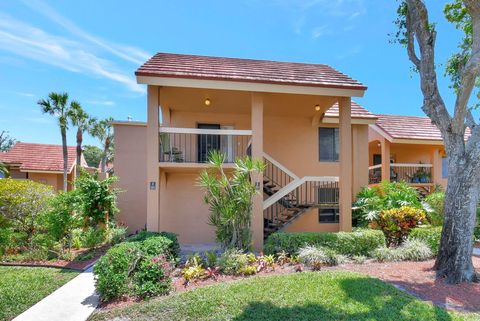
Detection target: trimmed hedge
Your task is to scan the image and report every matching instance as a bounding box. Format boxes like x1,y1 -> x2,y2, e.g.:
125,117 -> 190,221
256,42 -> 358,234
94,231 -> 179,302
408,226 -> 442,254
264,229 -> 385,257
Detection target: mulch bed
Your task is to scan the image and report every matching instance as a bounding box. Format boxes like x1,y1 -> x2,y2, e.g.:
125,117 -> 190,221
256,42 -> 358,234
0,246 -> 109,271
325,256 -> 480,312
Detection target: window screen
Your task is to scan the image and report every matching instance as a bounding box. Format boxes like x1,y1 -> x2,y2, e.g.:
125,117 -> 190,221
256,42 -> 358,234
319,127 -> 339,162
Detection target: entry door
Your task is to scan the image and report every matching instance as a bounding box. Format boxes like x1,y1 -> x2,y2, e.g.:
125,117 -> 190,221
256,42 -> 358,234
198,123 -> 221,163
373,154 -> 382,175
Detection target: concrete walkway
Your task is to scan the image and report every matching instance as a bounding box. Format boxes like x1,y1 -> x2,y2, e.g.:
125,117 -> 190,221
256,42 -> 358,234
14,267 -> 98,321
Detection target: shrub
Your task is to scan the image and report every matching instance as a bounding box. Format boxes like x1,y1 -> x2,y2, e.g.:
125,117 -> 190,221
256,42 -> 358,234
204,251 -> 218,268
372,239 -> 433,262
182,265 -> 206,282
133,255 -> 172,298
353,181 -> 424,227
298,246 -> 328,270
475,226 -> 480,241
218,248 -> 249,275
264,229 -> 385,257
127,231 -> 180,259
75,171 -> 120,227
238,265 -> 257,275
82,227 -> 106,249
371,206 -> 426,246
409,226 -> 442,254
94,242 -> 142,301
0,228 -> 27,255
0,179 -> 54,241
423,192 -> 444,226
106,227 -> 128,245
38,191 -> 82,248
71,228 -> 83,250
198,151 -> 265,250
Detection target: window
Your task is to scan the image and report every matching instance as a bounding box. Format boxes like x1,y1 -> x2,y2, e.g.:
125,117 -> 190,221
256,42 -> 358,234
442,157 -> 449,179
318,207 -> 339,223
319,127 -> 339,162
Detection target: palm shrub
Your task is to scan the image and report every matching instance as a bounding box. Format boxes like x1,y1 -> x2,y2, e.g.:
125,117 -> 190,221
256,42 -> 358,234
352,181 -> 425,227
198,151 -> 265,250
423,192 -> 445,226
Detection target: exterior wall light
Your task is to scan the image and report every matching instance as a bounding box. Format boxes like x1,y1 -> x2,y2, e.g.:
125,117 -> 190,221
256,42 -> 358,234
205,98 -> 211,106
315,104 -> 321,111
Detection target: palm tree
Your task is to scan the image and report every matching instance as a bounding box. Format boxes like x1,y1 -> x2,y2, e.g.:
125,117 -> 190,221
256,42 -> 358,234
90,117 -> 114,173
68,102 -> 95,177
0,161 -> 8,177
38,92 -> 71,191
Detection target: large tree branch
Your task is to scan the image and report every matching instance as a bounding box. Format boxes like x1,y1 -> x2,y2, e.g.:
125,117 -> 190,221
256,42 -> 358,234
453,0 -> 480,133
406,0 -> 452,138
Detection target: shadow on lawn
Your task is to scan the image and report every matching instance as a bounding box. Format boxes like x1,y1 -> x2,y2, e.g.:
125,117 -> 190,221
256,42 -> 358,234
232,277 -> 453,321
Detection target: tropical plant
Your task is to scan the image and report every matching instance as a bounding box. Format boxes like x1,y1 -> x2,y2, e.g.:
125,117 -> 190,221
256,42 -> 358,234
423,192 -> 445,226
68,102 -> 95,177
0,130 -> 15,152
198,151 -> 265,250
0,179 -> 54,243
352,181 -> 425,227
75,170 -> 120,227
38,92 -> 75,191
395,0 -> 480,282
370,206 -> 427,246
0,161 -> 8,178
90,117 -> 114,173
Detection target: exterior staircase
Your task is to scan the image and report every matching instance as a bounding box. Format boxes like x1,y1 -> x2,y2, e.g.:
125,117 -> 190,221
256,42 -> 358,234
262,153 -> 339,239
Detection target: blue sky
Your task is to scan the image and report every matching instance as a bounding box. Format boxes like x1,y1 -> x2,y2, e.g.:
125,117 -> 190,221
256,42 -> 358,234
0,0 -> 464,147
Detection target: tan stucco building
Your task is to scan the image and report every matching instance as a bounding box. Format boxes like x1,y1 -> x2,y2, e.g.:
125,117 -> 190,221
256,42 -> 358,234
114,53 -> 379,250
0,142 -> 86,191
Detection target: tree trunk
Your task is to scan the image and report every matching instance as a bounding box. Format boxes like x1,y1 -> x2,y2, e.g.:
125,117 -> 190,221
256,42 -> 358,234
76,128 -> 82,178
435,154 -> 479,283
100,138 -> 110,173
61,127 -> 68,192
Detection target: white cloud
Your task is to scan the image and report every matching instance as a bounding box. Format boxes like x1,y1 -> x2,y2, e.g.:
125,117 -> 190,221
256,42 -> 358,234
20,0 -> 150,65
86,100 -> 116,107
311,25 -> 330,39
14,91 -> 35,97
0,14 -> 145,94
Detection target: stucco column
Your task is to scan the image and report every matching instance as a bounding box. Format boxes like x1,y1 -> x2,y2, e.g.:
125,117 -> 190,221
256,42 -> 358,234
431,148 -> 440,185
381,139 -> 390,182
146,85 -> 160,231
339,97 -> 352,232
251,93 -> 264,251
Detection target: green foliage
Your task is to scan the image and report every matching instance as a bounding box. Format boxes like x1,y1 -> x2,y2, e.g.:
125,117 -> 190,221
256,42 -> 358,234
0,161 -> 8,177
423,192 -> 445,226
105,227 -> 128,245
370,206 -> 427,246
0,130 -> 16,152
204,251 -> 218,268
238,265 -> 257,276
352,181 -> 424,227
218,248 -> 249,275
0,228 -> 27,255
75,170 -> 120,226
82,227 -> 106,249
475,226 -> 480,240
181,265 -> 206,282
94,232 -> 178,302
372,239 -> 433,262
0,179 -> 54,240
409,226 -> 442,254
127,231 -> 180,259
71,228 -> 83,250
82,145 -> 103,168
198,151 -> 265,250
133,255 -> 172,298
38,191 -> 83,247
298,246 -> 346,269
264,229 -> 385,257
94,242 -> 142,301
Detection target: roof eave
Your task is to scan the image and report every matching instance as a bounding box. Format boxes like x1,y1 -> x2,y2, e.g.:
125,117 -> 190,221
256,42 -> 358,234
135,75 -> 367,97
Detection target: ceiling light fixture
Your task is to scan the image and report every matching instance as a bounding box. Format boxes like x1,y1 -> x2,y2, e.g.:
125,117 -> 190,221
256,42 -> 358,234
205,98 -> 211,106
315,104 -> 321,111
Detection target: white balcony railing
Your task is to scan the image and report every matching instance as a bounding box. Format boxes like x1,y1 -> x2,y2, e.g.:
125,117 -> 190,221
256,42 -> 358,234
368,163 -> 433,185
159,127 -> 252,163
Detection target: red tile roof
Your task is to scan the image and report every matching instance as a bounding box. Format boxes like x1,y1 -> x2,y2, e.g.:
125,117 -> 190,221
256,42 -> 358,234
324,101 -> 377,120
374,114 -> 470,141
136,53 -> 367,90
0,142 -> 77,172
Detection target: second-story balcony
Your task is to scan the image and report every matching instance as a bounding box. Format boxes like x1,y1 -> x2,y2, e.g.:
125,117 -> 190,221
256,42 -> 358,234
159,127 -> 252,164
368,163 -> 433,185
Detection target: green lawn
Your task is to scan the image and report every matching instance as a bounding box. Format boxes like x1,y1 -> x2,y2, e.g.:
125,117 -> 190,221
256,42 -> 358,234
0,266 -> 79,321
90,271 -> 478,321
